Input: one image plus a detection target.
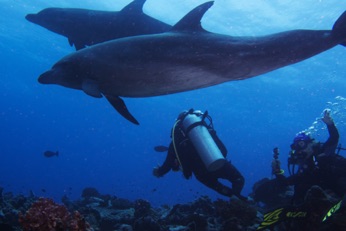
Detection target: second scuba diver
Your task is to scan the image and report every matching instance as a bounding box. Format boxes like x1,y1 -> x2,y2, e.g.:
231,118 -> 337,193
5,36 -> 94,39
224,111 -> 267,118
286,109 -> 344,204
152,109 -> 247,201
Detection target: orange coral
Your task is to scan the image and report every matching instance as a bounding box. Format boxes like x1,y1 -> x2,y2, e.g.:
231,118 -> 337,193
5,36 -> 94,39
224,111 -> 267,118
18,197 -> 91,231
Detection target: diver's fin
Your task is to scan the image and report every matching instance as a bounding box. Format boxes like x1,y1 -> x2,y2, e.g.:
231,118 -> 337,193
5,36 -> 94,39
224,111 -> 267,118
171,1 -> 214,32
257,206 -> 308,230
120,0 -> 145,14
322,198 -> 343,222
82,79 -> 102,98
154,145 -> 169,152
257,207 -> 285,230
332,11 -> 346,46
104,95 -> 139,125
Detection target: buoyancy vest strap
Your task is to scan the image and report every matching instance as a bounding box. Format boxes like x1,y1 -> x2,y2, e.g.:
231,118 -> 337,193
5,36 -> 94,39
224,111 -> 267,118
185,121 -> 207,135
172,120 -> 184,172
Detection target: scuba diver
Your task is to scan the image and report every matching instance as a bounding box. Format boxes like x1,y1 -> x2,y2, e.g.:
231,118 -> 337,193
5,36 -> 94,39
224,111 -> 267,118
256,109 -> 346,230
152,109 -> 247,201
286,109 -> 344,204
252,109 -> 345,205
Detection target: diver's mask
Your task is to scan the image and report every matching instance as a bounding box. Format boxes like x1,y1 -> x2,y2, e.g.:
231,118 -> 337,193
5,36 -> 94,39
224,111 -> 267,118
288,142 -> 315,175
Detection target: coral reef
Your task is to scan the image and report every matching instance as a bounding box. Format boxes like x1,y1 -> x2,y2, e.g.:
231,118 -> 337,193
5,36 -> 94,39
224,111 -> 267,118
18,197 -> 91,231
0,185 -> 345,231
0,189 -> 35,229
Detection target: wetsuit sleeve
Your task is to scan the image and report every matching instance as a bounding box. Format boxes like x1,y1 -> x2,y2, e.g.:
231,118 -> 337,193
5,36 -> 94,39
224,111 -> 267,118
157,143 -> 176,176
210,130 -> 228,157
322,123 -> 339,156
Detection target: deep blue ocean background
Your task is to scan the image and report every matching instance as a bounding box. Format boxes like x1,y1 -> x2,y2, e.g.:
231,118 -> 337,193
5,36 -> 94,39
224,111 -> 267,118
1,0 -> 346,207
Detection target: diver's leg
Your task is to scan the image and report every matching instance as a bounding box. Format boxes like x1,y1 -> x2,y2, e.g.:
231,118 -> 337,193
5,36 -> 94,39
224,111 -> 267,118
195,174 -> 234,197
220,162 -> 245,196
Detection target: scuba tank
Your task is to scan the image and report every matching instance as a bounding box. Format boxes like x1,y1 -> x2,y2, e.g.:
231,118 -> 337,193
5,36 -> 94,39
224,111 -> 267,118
179,109 -> 227,172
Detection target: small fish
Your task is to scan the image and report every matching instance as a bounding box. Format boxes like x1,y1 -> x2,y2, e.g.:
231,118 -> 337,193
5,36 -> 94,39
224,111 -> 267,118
44,150 -> 59,157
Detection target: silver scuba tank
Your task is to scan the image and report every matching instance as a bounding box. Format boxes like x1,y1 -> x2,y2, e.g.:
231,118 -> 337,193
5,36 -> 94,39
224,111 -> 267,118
181,111 -> 226,172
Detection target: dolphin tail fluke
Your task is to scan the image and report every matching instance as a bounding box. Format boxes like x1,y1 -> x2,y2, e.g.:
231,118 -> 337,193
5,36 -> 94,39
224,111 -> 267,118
104,95 -> 140,125
332,11 -> 346,46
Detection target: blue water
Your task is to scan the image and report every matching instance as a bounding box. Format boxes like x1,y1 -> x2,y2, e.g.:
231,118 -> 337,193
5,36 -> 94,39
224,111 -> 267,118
1,0 -> 346,207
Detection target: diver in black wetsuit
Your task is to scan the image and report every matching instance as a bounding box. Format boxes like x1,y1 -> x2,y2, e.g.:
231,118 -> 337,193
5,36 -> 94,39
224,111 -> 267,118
287,109 -> 343,204
152,109 -> 246,201
252,109 -> 346,206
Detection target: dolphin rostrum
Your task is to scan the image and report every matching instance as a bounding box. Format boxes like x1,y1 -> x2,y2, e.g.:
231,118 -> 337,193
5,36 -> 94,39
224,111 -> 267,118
25,0 -> 171,50
38,1 -> 346,125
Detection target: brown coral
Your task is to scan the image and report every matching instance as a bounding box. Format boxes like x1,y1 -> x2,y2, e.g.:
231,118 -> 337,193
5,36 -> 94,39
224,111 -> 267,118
18,197 -> 91,231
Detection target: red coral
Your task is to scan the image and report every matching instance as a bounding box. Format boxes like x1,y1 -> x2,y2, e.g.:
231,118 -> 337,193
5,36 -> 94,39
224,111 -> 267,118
18,197 -> 91,231
69,211 -> 90,231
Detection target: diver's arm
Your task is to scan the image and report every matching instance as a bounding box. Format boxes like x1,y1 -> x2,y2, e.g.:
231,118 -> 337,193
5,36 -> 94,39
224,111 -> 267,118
321,109 -> 339,155
326,123 -> 339,145
322,123 -> 339,155
156,143 -> 175,176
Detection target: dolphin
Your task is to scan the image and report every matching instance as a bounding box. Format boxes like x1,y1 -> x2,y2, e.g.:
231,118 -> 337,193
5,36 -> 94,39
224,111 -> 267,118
25,0 -> 171,50
38,1 -> 346,125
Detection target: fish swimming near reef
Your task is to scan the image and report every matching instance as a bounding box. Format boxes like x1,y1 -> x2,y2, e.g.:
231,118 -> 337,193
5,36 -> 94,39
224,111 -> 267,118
38,1 -> 346,125
44,150 -> 59,158
25,0 -> 171,50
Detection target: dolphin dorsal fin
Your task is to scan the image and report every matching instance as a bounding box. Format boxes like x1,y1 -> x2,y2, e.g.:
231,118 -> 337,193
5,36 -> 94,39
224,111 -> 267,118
171,1 -> 214,32
120,0 -> 146,14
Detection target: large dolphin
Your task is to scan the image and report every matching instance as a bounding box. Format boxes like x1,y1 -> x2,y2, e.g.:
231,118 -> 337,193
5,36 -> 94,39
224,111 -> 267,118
38,1 -> 346,125
25,0 -> 171,50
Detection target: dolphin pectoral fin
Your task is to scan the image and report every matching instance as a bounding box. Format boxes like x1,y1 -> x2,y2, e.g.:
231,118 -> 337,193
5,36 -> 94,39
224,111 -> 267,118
82,79 -> 102,98
171,1 -> 213,32
120,0 -> 145,14
104,95 -> 139,125
332,11 -> 346,46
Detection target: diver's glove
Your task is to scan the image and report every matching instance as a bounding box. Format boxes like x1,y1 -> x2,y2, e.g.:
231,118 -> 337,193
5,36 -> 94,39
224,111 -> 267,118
152,165 -> 162,178
322,109 -> 334,125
